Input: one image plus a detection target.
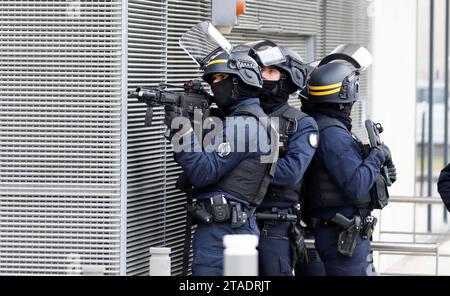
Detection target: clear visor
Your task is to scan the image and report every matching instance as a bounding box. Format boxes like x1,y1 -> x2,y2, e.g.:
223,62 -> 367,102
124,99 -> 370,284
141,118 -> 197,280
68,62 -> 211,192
255,46 -> 286,66
238,40 -> 286,66
319,44 -> 373,71
179,21 -> 232,67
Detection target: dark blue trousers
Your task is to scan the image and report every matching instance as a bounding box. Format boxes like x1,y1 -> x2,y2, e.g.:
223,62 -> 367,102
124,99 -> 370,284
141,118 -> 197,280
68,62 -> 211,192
258,222 -> 293,276
295,233 -> 327,276
314,224 -> 373,276
192,217 -> 259,276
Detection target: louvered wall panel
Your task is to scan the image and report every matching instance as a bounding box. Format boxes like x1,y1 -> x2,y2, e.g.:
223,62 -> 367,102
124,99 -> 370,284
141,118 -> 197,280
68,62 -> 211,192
163,0 -> 209,276
315,0 -> 326,59
126,0 -> 168,276
237,0 -> 260,30
0,1 -> 124,275
258,0 -> 320,35
322,0 -> 372,140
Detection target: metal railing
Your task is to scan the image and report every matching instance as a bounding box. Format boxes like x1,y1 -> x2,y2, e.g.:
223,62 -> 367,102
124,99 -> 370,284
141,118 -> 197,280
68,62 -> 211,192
302,196 -> 450,276
305,239 -> 441,276
377,196 -> 450,275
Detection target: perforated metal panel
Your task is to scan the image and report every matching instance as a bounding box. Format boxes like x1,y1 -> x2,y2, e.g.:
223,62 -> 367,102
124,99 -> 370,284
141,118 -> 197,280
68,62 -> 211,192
163,0 -> 209,276
258,0 -> 320,35
0,1 -> 125,275
126,0 -> 168,276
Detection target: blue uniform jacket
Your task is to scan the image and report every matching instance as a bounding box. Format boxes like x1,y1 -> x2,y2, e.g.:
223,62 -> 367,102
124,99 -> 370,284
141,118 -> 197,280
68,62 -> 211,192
173,98 -> 271,206
314,123 -> 386,218
261,104 -> 319,209
438,163 -> 450,212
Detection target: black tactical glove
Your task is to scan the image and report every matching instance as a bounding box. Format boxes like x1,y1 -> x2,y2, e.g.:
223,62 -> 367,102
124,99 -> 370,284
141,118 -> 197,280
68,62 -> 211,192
164,105 -> 192,140
164,105 -> 190,130
377,143 -> 393,166
386,162 -> 397,184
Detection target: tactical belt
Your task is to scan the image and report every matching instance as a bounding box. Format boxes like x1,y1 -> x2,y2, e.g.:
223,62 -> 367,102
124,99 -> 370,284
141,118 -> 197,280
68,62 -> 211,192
255,208 -> 298,224
189,195 -> 256,229
309,214 -> 377,238
256,206 -> 309,266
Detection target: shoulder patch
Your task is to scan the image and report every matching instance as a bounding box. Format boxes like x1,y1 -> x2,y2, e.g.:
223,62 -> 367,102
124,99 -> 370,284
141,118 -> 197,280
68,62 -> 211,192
308,133 -> 319,148
216,142 -> 232,158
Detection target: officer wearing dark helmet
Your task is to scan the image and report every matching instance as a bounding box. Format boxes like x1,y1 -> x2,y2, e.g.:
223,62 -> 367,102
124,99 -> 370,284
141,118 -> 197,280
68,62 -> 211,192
245,41 -> 321,276
165,46 -> 278,276
300,45 -> 397,276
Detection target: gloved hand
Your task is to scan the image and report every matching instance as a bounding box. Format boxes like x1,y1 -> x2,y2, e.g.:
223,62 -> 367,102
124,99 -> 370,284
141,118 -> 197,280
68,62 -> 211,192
386,162 -> 397,184
164,105 -> 190,131
164,105 -> 192,140
377,143 -> 393,166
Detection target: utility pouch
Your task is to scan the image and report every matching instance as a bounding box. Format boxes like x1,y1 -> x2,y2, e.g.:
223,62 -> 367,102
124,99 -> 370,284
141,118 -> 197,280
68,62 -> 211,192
189,203 -> 213,225
230,201 -> 251,229
370,175 -> 389,210
207,195 -> 230,223
361,215 -> 378,240
289,223 -> 308,265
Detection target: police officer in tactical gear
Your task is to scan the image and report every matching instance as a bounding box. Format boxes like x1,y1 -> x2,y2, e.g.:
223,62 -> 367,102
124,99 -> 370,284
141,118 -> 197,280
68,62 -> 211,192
438,164 -> 450,212
246,42 -> 321,276
165,48 -> 278,276
300,45 -> 397,276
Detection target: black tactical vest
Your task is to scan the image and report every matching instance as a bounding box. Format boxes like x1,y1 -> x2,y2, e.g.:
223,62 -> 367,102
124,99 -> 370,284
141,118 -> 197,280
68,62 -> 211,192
264,104 -> 309,203
202,104 -> 278,207
304,114 -> 371,211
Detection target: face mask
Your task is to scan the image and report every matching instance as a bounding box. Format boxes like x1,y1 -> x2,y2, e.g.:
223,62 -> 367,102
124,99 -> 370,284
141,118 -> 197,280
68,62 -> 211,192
210,76 -> 234,109
259,80 -> 291,113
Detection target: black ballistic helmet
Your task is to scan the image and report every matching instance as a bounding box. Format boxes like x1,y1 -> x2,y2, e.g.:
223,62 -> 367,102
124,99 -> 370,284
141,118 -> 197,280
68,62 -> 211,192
243,40 -> 308,91
303,44 -> 373,105
202,50 -> 263,89
306,62 -> 359,104
274,46 -> 308,90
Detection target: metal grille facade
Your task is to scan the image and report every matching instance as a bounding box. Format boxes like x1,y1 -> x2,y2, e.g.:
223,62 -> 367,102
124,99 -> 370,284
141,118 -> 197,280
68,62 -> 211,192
0,1 -> 125,275
0,0 -> 371,275
126,0 -> 168,276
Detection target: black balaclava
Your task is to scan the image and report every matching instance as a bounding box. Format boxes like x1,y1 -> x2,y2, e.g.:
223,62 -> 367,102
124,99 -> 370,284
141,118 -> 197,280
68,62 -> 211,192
313,102 -> 354,131
210,75 -> 259,113
259,71 -> 298,114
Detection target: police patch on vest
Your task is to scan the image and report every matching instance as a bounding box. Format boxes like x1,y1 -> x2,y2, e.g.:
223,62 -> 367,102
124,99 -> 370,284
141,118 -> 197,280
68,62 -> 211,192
309,133 -> 319,148
216,142 -> 232,158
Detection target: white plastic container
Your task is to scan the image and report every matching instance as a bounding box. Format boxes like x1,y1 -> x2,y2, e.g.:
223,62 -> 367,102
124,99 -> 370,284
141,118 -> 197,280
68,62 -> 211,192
223,234 -> 259,276
149,247 -> 171,276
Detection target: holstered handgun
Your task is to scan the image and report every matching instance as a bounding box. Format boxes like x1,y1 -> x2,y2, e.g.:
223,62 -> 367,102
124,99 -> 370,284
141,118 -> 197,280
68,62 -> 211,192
331,213 -> 362,257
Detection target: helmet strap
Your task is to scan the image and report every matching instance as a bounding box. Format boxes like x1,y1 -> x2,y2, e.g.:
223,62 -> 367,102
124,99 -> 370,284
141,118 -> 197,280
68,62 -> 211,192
231,76 -> 240,101
271,73 -> 287,96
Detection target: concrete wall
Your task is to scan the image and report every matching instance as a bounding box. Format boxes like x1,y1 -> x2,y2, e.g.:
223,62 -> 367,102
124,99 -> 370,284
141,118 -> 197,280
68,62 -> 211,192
371,0 -> 417,199
371,0 -> 418,273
